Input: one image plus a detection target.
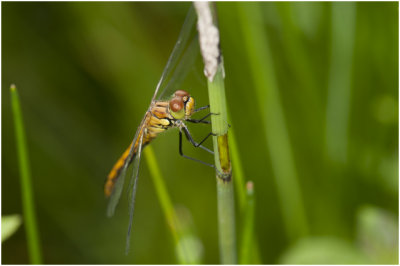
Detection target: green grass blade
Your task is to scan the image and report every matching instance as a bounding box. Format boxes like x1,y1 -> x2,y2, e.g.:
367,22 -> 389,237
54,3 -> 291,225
144,146 -> 199,264
325,3 -> 356,163
237,3 -> 309,241
227,115 -> 261,264
226,117 -> 246,211
10,84 -> 43,264
276,3 -> 323,123
239,181 -> 255,264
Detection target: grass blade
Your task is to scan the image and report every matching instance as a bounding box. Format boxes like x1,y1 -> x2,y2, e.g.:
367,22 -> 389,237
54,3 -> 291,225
144,146 -> 199,264
239,181 -> 255,264
227,115 -> 261,264
10,84 -> 43,264
237,2 -> 309,241
325,3 -> 356,163
226,118 -> 246,211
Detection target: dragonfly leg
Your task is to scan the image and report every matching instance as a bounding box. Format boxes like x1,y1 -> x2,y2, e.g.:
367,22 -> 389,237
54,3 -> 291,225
193,104 -> 209,113
186,112 -> 216,124
187,119 -> 211,124
182,125 -> 215,154
179,130 -> 229,178
179,130 -> 215,168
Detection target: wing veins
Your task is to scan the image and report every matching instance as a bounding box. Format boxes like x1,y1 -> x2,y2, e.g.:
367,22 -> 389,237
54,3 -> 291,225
151,5 -> 197,103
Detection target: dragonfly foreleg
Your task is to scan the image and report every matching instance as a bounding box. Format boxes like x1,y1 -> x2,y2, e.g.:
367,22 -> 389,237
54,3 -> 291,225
179,130 -> 215,169
193,104 -> 209,113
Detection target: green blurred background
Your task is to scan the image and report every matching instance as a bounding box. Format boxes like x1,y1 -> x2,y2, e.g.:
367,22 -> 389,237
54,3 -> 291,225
2,2 -> 398,264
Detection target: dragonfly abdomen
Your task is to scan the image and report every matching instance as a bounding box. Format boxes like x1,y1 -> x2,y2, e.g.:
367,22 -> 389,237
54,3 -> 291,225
105,142 -> 134,197
105,105 -> 175,197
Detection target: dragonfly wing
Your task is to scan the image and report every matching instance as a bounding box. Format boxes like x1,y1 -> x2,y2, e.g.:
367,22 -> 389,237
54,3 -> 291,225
152,5 -> 198,102
106,115 -> 147,217
159,34 -> 200,100
125,131 -> 144,254
106,160 -> 129,217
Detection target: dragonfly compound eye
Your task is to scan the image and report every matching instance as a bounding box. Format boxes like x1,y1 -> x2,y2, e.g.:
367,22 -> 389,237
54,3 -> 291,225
170,97 -> 185,120
174,90 -> 190,98
169,97 -> 184,112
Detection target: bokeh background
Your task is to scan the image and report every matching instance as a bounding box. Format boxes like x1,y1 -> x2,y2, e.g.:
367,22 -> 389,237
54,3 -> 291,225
2,2 -> 398,264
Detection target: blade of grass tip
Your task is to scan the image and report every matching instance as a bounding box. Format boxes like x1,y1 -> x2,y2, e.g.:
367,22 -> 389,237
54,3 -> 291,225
194,2 -> 237,264
10,84 -> 43,264
239,181 -> 255,264
325,2 -> 356,164
144,146 -> 196,264
237,3 -> 309,241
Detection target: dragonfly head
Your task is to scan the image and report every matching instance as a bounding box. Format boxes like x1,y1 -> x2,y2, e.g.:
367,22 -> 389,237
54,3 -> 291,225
169,90 -> 195,120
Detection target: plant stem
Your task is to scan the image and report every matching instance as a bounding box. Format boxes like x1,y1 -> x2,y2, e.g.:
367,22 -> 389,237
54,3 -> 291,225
195,2 -> 236,263
10,85 -> 42,264
208,66 -> 237,264
216,177 -> 236,264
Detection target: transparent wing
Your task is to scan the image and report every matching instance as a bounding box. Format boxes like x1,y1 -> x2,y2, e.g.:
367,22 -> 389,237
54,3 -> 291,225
159,35 -> 200,100
124,131 -> 144,254
106,115 -> 147,217
151,5 -> 201,102
106,162 -> 128,217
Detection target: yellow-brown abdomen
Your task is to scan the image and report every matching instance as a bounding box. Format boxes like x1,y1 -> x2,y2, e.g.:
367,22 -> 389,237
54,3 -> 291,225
105,103 -> 175,197
104,142 -> 133,197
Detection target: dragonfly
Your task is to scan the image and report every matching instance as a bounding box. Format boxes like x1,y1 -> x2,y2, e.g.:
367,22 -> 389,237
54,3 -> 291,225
104,6 -> 214,253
